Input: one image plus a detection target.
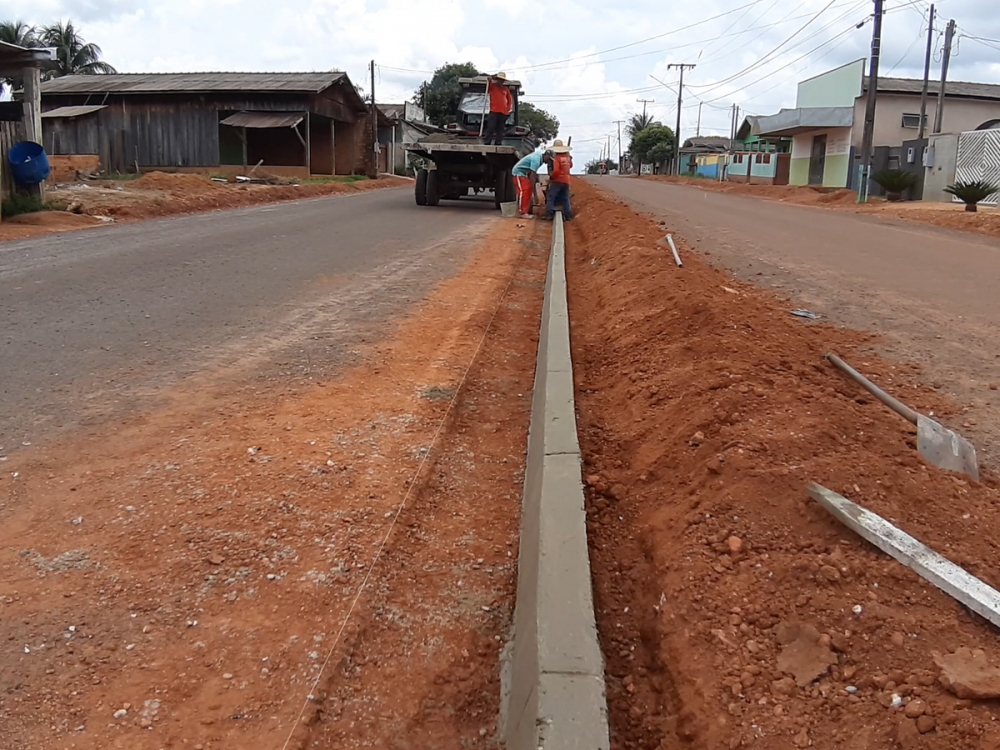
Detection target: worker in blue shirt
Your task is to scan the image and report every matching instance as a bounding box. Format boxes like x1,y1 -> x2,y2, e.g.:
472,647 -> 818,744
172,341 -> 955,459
511,149 -> 545,218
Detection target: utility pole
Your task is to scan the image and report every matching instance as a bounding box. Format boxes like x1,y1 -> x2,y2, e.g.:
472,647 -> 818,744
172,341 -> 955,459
933,19 -> 956,134
667,63 -> 696,175
857,0 -> 884,203
696,102 -> 703,137
918,3 -> 935,140
729,104 -> 738,151
614,119 -> 625,173
369,59 -> 378,178
636,98 -> 655,122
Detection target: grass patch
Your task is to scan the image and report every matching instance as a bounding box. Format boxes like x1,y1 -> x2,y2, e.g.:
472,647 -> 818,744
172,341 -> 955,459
1,192 -> 57,218
304,175 -> 370,185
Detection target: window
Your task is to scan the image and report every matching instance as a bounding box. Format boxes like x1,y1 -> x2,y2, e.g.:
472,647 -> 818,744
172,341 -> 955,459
888,155 -> 900,170
762,153 -> 771,164
901,113 -> 927,129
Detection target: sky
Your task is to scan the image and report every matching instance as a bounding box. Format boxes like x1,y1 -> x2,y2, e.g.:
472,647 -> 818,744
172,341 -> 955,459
9,0 -> 1000,168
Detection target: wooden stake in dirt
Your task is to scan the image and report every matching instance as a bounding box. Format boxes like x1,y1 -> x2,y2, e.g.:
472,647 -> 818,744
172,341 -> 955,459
808,483 -> 1000,630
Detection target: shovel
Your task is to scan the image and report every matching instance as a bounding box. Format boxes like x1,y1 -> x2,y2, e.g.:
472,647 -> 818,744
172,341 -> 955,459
826,353 -> 979,482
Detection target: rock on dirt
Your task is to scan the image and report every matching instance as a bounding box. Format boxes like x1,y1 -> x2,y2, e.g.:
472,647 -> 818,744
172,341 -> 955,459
775,622 -> 838,687
934,648 -> 1000,699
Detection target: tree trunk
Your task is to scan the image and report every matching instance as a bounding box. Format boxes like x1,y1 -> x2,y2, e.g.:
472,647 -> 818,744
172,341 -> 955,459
965,203 -> 977,213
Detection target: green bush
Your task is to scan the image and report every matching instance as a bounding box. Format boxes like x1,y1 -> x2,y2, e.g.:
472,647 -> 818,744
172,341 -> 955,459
1,192 -> 47,218
944,179 -> 1000,213
872,169 -> 917,199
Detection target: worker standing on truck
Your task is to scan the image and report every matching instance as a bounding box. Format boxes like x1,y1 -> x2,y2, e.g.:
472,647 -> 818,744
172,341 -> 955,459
511,149 -> 544,219
484,72 -> 513,146
545,140 -> 573,221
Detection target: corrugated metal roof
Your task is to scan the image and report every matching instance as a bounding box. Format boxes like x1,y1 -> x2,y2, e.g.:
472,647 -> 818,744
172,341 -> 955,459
41,105 -> 108,119
866,76 -> 1000,100
41,72 -> 347,95
220,111 -> 304,129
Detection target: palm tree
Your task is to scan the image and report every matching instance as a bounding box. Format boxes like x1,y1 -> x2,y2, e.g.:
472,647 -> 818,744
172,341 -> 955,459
0,21 -> 40,94
40,20 -> 116,79
626,111 -> 655,138
0,20 -> 38,47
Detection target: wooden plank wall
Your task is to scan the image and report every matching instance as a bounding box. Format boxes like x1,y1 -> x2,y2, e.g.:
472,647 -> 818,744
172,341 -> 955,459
40,92 -> 355,174
1,119 -> 26,199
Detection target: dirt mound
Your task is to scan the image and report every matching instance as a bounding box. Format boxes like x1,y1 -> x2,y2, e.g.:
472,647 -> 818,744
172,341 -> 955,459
567,180 -> 1000,750
7,211 -> 104,229
134,171 -> 217,193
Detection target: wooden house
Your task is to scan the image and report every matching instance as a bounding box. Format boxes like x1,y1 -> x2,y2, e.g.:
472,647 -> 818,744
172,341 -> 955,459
40,71 -> 370,178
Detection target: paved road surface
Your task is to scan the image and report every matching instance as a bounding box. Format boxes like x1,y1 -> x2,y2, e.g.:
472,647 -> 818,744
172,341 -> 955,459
592,176 -> 1000,459
0,188 -> 492,454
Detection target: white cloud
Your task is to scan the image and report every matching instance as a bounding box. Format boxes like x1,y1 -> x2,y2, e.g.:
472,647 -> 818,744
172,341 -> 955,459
4,0 -> 998,166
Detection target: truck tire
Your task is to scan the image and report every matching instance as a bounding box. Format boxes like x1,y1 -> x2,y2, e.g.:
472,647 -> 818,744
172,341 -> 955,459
415,169 -> 428,206
494,169 -> 511,209
426,169 -> 441,206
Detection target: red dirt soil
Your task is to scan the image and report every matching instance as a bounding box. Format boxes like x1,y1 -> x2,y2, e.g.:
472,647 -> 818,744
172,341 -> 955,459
644,175 -> 1000,240
566,180 -> 1000,750
0,217 -> 546,750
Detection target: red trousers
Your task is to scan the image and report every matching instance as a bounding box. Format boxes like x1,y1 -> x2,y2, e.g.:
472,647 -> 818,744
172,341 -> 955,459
514,175 -> 532,215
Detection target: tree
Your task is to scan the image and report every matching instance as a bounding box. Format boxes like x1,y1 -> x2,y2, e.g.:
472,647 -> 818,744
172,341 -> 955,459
40,20 -> 116,79
518,102 -> 559,141
415,62 -> 480,126
0,20 -> 38,47
647,142 -> 673,167
630,125 -> 675,169
626,111 -> 655,138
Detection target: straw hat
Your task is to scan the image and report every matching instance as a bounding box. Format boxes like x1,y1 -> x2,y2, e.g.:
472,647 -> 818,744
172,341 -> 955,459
550,139 -> 570,153
494,71 -> 507,81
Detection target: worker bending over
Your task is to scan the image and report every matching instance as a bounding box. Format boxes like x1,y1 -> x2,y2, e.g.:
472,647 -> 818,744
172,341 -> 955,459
511,149 -> 544,219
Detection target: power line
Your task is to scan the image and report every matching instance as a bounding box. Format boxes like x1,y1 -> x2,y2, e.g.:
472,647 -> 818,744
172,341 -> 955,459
508,0 -> 769,73
689,0 -> 852,91
698,20 -> 861,103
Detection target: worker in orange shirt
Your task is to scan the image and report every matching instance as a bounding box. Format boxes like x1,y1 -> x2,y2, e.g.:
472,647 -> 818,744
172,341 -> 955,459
544,139 -> 573,220
484,72 -> 513,146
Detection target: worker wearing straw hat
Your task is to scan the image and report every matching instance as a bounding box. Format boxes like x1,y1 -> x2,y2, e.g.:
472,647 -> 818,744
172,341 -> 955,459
484,72 -> 513,146
544,139 -> 573,221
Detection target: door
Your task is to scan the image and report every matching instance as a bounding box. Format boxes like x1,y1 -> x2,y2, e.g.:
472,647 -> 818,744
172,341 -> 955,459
808,134 -> 827,185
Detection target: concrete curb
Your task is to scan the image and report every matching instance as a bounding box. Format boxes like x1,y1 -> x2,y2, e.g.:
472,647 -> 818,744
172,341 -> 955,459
504,214 -> 611,750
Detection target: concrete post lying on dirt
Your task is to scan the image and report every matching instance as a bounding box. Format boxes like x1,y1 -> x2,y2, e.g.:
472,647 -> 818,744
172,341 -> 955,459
808,483 -> 1000,629
504,214 -> 611,750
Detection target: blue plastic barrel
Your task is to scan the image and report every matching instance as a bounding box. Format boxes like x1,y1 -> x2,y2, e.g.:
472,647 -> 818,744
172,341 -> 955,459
8,141 -> 51,186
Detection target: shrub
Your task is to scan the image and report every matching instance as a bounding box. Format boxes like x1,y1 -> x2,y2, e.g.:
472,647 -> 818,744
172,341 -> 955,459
872,169 -> 917,200
1,192 -> 47,218
944,179 -> 1000,213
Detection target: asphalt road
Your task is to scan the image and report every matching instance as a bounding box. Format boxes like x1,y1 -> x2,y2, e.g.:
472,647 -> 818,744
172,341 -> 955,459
0,187 -> 493,454
592,175 -> 1000,459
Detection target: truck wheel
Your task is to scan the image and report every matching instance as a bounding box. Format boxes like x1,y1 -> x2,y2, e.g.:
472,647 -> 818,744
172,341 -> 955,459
494,169 -> 511,209
415,169 -> 428,206
426,169 -> 441,206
